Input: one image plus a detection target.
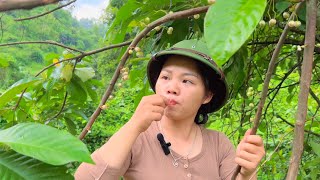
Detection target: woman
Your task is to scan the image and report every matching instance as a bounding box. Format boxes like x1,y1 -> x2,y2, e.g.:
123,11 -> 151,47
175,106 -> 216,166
75,39 -> 265,180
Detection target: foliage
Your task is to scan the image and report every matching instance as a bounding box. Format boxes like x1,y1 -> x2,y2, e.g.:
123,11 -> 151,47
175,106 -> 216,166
0,0 -> 319,179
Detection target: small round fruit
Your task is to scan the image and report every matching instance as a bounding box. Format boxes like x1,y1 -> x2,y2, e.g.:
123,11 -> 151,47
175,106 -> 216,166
297,45 -> 302,51
208,0 -> 216,5
134,47 -> 141,52
154,26 -> 161,31
168,11 -> 173,14
109,95 -> 114,99
294,21 -> 301,27
193,14 -> 200,19
269,19 -> 277,27
145,17 -> 150,23
259,20 -> 266,27
249,103 -> 254,108
250,117 -> 254,122
136,51 -> 144,57
117,83 -> 122,87
128,49 -> 133,54
167,27 -> 173,35
122,75 -> 129,81
283,12 -> 290,19
288,20 -> 295,27
101,104 -> 108,110
122,71 -> 128,76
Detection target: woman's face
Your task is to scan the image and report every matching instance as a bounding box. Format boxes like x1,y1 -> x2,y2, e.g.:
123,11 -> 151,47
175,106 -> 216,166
155,55 -> 212,120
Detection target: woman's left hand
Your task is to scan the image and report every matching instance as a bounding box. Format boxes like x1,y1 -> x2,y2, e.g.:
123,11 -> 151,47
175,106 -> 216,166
235,129 -> 265,178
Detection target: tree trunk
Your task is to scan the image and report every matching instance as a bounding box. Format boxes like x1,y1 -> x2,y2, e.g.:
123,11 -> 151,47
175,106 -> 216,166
286,0 -> 317,179
0,0 -> 62,12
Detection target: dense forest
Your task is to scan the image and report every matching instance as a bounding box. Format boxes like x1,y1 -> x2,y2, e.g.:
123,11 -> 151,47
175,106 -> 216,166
0,0 -> 319,179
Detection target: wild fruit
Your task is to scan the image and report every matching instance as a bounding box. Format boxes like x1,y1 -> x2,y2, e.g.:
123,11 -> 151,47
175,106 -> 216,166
250,117 -> 254,122
145,17 -> 150,23
269,19 -> 277,27
249,103 -> 254,108
208,0 -> 216,5
167,27 -> 173,35
53,58 -> 61,67
297,45 -> 302,51
117,83 -> 122,87
294,21 -> 301,28
101,104 -> 108,110
136,51 -> 144,57
109,95 -> 114,99
134,46 -> 141,52
288,20 -> 295,27
121,67 -> 128,73
168,11 -> 173,15
283,12 -> 290,19
122,75 -> 129,81
259,20 -> 266,27
194,14 -> 200,19
128,49 -> 133,54
122,71 -> 128,76
154,26 -> 161,31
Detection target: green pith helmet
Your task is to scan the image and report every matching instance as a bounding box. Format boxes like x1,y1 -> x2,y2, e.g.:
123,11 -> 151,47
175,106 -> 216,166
147,39 -> 228,113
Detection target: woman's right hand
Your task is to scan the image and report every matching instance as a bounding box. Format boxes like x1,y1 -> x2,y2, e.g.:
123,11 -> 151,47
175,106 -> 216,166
129,94 -> 167,133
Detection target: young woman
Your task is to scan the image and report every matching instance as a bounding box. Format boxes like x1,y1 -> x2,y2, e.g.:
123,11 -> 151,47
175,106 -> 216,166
75,39 -> 265,180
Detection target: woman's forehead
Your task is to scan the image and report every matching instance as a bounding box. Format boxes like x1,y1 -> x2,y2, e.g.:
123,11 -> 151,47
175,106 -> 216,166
162,55 -> 200,72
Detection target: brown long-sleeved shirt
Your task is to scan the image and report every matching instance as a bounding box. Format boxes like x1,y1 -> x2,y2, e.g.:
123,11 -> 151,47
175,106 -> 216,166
75,122 -> 237,180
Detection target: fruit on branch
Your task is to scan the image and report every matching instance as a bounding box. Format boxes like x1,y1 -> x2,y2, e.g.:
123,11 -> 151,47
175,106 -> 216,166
134,47 -> 141,52
167,27 -> 173,35
122,75 -> 129,81
249,103 -> 254,108
294,21 -> 301,27
269,19 -> 277,27
208,0 -> 216,5
144,17 -> 150,23
283,12 -> 290,19
100,104 -> 108,110
128,49 -> 133,54
194,14 -> 200,19
288,20 -> 295,27
154,26 -> 162,31
136,51 -> 144,57
117,83 -> 122,87
259,20 -> 266,27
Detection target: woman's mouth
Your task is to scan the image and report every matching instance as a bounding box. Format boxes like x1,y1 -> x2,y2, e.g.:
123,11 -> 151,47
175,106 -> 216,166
167,99 -> 177,106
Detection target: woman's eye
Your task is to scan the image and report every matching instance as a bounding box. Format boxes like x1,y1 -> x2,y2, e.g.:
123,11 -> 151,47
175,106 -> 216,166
182,80 -> 193,84
161,75 -> 169,80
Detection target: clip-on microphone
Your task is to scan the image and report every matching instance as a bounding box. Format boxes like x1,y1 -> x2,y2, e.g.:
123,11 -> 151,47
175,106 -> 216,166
157,133 -> 171,155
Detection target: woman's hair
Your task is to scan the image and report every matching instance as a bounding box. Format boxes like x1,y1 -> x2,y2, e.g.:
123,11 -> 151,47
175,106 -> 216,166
193,60 -> 219,124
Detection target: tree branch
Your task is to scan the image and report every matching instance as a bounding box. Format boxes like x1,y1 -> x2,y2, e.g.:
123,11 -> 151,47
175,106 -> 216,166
78,5 -> 211,140
14,0 -> 77,21
231,3 -> 305,179
276,114 -> 320,137
286,0 -> 317,178
0,0 -> 62,12
0,40 -> 84,53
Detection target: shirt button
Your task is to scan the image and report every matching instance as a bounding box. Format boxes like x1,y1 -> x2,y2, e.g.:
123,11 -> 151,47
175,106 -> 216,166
184,164 -> 189,168
187,173 -> 192,178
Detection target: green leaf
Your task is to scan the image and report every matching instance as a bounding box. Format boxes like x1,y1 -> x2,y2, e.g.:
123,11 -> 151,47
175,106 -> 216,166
0,123 -> 93,165
65,117 -> 77,135
74,67 -> 95,82
0,77 -> 41,109
0,150 -> 72,180
67,77 -> 87,103
61,64 -> 73,82
204,0 -> 267,67
0,58 -> 9,67
310,141 -> 320,157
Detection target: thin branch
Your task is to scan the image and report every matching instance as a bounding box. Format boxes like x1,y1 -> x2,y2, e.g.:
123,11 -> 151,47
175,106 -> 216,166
0,0 -> 62,12
78,5 -> 211,140
45,91 -> 68,124
15,0 -> 77,21
231,3 -> 305,179
286,0 -> 317,178
14,41 -> 131,111
276,114 -> 320,137
0,40 -> 84,53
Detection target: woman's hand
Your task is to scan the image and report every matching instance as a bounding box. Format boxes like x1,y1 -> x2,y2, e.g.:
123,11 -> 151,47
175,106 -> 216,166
235,129 -> 265,178
129,94 -> 167,133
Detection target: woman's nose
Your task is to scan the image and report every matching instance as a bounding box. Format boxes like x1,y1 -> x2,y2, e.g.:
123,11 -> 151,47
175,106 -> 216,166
166,82 -> 179,95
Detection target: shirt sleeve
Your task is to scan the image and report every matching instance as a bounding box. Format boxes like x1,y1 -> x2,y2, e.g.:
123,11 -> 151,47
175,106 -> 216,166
218,132 -> 237,180
74,147 -> 131,180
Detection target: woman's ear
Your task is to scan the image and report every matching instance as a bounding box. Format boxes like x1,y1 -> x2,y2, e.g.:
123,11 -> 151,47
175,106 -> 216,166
203,92 -> 214,104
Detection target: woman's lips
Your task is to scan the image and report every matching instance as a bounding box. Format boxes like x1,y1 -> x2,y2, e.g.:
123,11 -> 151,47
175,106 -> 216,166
166,99 -> 178,106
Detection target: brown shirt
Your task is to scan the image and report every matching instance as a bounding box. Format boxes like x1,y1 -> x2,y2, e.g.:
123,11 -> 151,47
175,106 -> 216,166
75,122 -> 237,180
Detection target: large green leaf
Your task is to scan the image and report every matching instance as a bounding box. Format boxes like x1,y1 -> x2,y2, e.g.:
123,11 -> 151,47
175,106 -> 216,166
0,123 -> 93,165
0,150 -> 72,180
0,77 -> 41,109
74,67 -> 95,82
204,0 -> 267,67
